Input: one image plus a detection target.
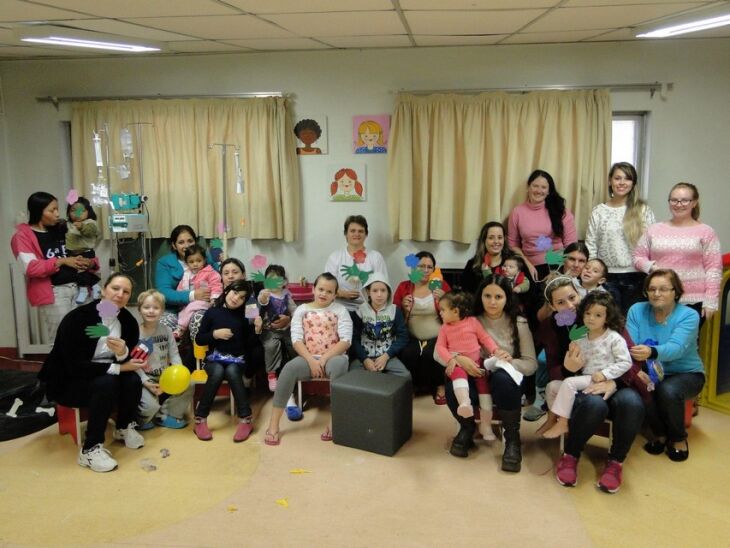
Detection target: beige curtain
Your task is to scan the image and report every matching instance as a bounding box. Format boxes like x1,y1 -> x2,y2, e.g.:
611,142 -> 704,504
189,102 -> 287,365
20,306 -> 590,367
71,97 -> 300,241
387,90 -> 611,243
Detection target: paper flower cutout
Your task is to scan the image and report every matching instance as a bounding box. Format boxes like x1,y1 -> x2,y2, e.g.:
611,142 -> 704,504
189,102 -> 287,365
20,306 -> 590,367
340,264 -> 371,285
66,189 -> 79,205
408,269 -> 425,283
275,498 -> 289,508
210,238 -> 223,249
251,255 -> 267,270
404,254 -> 419,268
428,267 -> 444,291
263,276 -> 285,290
535,235 -> 553,252
245,303 -> 260,319
96,299 -> 119,320
216,221 -> 228,234
352,250 -> 367,264
85,323 -> 110,338
72,204 -> 86,218
568,325 -> 588,341
555,309 -> 577,327
545,249 -> 565,267
130,341 -> 152,361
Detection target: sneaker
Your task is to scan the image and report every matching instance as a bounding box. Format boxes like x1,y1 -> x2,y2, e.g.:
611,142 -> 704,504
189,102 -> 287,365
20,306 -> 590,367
91,284 -> 102,299
78,444 -> 118,472
75,286 -> 89,305
112,422 -> 145,449
155,415 -> 188,429
555,453 -> 578,487
597,460 -> 623,493
243,375 -> 254,388
267,372 -> 278,392
194,418 -> 213,441
286,405 -> 303,421
137,421 -> 156,431
523,404 -> 546,422
233,417 -> 253,443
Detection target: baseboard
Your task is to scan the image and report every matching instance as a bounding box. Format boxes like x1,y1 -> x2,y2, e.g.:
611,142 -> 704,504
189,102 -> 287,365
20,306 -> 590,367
0,348 -> 45,372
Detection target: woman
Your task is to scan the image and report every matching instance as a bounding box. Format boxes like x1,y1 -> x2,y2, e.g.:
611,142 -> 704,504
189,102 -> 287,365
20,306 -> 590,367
11,192 -> 97,343
508,169 -> 577,281
155,224 -> 211,329
325,215 -> 388,313
627,270 -> 705,462
444,276 -> 537,472
461,222 -> 513,294
586,162 -> 656,314
633,182 -> 721,322
38,273 -> 146,473
539,276 -> 647,493
394,251 -> 451,404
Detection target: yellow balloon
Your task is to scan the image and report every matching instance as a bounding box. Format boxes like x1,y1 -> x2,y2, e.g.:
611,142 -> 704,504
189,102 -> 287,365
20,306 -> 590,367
159,364 -> 191,395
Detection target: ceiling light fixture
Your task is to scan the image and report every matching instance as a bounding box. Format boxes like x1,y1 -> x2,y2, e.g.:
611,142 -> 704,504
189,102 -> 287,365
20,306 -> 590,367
636,6 -> 730,38
21,37 -> 159,52
14,26 -> 162,53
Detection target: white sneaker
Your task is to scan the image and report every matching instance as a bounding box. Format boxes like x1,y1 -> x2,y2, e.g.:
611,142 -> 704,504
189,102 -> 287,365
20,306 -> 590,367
78,444 -> 118,472
113,422 -> 145,449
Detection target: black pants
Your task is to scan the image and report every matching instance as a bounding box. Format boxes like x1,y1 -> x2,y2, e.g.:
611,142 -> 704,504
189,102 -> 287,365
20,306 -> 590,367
399,337 -> 444,394
56,372 -> 142,451
445,369 -> 522,419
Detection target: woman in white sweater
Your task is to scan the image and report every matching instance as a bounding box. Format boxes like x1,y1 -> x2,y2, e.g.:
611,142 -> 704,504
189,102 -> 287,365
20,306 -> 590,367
585,162 -> 655,314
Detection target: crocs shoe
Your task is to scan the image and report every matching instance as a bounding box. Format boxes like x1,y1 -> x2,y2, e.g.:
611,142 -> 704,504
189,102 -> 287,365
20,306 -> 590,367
267,372 -> 278,392
233,417 -> 253,443
286,405 -> 303,421
156,416 -> 188,429
193,418 -> 213,441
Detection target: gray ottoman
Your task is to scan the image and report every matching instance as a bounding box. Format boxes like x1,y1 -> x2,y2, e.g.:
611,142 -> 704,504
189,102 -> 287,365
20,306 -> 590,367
331,370 -> 412,456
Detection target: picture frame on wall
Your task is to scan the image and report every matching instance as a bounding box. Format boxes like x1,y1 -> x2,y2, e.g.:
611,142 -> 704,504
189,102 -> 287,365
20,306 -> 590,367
294,115 -> 328,155
353,114 -> 390,154
328,163 -> 366,202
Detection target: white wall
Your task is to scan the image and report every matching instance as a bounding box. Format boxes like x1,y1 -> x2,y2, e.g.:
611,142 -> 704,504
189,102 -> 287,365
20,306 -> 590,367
1,38 -> 728,347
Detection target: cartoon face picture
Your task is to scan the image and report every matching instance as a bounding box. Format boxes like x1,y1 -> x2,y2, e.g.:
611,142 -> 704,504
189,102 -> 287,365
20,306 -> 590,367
353,115 -> 389,154
329,166 -> 365,202
294,117 -> 327,155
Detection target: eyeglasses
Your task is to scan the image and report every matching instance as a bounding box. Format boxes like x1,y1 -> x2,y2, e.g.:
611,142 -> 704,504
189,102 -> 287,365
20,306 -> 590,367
668,198 -> 693,206
417,264 -> 434,271
647,286 -> 675,294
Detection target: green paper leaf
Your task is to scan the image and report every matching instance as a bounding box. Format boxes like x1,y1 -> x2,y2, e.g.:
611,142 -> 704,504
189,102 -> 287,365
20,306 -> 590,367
264,276 -> 285,289
340,264 -> 361,278
409,269 -> 425,283
569,325 -> 588,341
210,238 -> 223,249
251,272 -> 266,282
545,249 -> 565,267
85,323 -> 110,339
428,278 -> 442,291
358,270 -> 371,284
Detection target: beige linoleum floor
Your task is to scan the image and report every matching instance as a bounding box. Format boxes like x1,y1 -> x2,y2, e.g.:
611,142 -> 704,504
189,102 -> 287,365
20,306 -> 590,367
1,392 -> 729,548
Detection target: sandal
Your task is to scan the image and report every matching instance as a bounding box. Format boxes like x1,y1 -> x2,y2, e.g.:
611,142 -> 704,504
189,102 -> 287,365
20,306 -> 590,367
320,427 -> 333,442
264,429 -> 281,446
433,394 -> 447,406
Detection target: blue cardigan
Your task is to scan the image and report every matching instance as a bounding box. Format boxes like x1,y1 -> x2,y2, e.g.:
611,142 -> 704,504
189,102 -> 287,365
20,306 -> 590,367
626,302 -> 704,375
155,252 -> 190,309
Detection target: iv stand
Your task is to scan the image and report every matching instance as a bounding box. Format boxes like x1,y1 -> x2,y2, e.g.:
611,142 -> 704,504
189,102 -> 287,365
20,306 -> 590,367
208,143 -> 240,259
127,122 -> 154,289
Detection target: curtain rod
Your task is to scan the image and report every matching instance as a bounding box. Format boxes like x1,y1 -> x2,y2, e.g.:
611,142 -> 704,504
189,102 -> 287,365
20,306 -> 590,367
397,82 -> 672,98
36,92 -> 287,108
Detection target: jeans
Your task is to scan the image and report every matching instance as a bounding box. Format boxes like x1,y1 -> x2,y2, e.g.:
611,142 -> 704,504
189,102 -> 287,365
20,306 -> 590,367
195,361 -> 250,418
564,387 -> 644,462
605,272 -> 646,316
645,372 -> 705,443
350,357 -> 412,379
445,369 -> 522,418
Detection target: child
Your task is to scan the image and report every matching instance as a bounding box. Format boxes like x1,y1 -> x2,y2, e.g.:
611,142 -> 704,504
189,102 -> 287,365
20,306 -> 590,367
65,196 -> 101,304
264,272 -> 352,446
135,290 -> 193,429
351,273 -> 411,378
194,280 -> 263,442
257,264 -> 297,392
174,244 -> 223,339
500,255 -> 530,294
436,290 -> 507,441
537,291 -> 632,439
575,258 -> 608,298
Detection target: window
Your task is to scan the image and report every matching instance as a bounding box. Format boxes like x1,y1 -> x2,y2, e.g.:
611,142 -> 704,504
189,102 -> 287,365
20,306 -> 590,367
612,112 -> 649,195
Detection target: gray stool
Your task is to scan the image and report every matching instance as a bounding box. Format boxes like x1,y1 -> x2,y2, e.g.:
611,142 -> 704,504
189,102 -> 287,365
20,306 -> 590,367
331,370 -> 412,456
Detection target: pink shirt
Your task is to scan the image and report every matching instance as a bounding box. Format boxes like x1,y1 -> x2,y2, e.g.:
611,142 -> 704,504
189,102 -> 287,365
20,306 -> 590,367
508,201 -> 577,266
436,316 -> 499,364
633,222 -> 722,310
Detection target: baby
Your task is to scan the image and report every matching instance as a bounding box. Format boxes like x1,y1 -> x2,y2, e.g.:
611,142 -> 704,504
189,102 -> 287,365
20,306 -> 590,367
574,258 -> 608,298
500,255 -> 530,294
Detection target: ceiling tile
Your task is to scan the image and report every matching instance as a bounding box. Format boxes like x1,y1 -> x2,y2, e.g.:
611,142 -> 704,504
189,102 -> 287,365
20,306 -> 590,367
0,45 -> 95,57
55,19 -> 192,41
263,11 -> 405,36
165,41 -> 251,53
503,29 -> 607,43
525,4 -> 703,32
226,0 -> 393,14
0,0 -> 89,22
565,0 -> 707,5
22,0 -> 239,18
402,0 -> 557,9
123,15 -> 295,40
405,9 -> 545,34
321,35 -> 412,48
414,34 -> 505,46
223,37 -> 331,50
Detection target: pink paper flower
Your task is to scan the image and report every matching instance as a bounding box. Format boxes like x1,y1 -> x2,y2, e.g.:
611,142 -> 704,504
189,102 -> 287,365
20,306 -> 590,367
251,254 -> 267,270
353,250 -> 367,264
66,189 -> 79,205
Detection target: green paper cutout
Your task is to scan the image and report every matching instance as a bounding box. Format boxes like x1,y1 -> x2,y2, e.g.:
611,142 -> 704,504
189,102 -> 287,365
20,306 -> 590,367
264,276 -> 285,290
210,238 -> 223,249
251,272 -> 266,283
569,325 -> 589,341
545,249 -> 565,267
428,278 -> 442,291
73,204 -> 86,218
409,270 -> 425,283
85,323 -> 110,339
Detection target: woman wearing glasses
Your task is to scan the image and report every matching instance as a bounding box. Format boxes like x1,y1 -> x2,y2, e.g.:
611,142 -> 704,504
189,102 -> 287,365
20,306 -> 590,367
626,269 -> 705,462
633,183 -> 721,322
394,251 -> 452,404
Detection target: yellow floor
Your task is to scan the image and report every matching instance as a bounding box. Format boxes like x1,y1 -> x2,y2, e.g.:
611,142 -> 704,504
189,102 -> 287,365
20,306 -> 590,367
1,394 -> 729,547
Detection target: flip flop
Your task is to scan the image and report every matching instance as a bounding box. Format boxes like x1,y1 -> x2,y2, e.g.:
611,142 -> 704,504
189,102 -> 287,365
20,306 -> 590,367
264,430 -> 281,446
320,428 -> 333,442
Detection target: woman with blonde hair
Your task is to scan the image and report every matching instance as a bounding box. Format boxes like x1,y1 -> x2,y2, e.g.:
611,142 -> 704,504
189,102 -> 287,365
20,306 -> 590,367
586,162 -> 655,314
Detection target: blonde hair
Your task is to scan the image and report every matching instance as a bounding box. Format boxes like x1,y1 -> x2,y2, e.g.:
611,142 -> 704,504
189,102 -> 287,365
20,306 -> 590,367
609,163 -> 650,248
356,120 -> 384,146
137,289 -> 165,310
670,182 -> 700,220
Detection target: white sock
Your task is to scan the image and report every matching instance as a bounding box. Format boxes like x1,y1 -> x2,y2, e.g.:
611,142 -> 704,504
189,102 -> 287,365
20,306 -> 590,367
286,394 -> 297,408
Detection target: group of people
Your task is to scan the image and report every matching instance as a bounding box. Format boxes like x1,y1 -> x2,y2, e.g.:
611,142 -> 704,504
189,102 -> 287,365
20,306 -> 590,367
10,164 -> 721,492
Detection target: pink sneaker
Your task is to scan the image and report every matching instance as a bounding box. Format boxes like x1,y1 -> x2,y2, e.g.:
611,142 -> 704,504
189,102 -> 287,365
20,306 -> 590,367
555,453 -> 578,487
233,417 -> 253,443
597,459 -> 623,493
193,418 -> 212,441
267,372 -> 278,392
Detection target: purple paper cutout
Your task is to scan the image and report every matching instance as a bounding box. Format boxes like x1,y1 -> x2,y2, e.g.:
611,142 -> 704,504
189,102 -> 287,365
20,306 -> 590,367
555,309 -> 576,327
535,235 -> 553,252
96,299 -> 119,320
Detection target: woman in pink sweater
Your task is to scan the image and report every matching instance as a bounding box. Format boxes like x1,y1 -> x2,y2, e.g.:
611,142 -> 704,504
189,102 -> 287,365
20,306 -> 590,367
508,170 -> 577,281
633,182 -> 721,321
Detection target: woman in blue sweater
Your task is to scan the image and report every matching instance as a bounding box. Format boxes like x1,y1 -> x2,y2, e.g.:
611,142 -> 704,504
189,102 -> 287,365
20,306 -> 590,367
626,269 -> 705,462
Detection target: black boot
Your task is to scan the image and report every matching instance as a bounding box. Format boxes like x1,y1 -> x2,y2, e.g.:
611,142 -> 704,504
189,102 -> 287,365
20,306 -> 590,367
500,409 -> 522,473
449,418 -> 476,458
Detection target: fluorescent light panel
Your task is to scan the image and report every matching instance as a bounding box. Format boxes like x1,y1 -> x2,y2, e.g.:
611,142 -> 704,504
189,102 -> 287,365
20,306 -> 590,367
637,13 -> 730,38
21,36 -> 159,52
15,26 -> 162,53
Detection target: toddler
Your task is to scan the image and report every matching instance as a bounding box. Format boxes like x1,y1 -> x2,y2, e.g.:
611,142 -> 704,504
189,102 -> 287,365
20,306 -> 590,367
538,292 -> 632,439
65,196 -> 101,304
257,264 -> 297,392
436,290 -> 507,441
574,258 -> 608,298
174,244 -> 223,339
500,255 -> 530,294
